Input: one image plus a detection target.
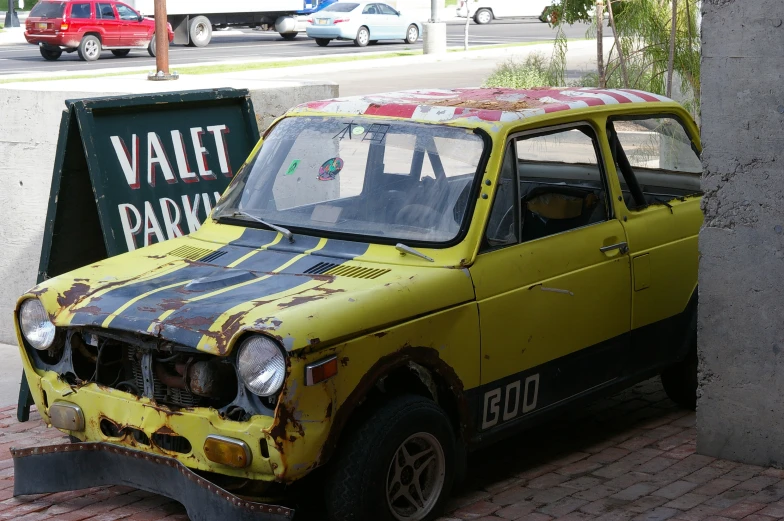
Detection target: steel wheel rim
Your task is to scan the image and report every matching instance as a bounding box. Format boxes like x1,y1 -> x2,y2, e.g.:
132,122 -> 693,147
358,29 -> 369,45
478,10 -> 491,23
386,432 -> 446,521
407,26 -> 418,42
195,22 -> 208,41
85,39 -> 99,57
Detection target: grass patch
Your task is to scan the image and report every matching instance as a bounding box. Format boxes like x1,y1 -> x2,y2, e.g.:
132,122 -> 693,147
445,0 -> 457,6
0,0 -> 38,11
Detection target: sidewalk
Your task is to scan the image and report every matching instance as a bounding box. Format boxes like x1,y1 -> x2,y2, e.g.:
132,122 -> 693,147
0,27 -> 24,46
0,378 -> 782,521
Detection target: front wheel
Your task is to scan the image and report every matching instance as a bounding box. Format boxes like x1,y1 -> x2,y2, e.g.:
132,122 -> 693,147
111,49 -> 130,57
77,35 -> 101,61
39,46 -> 62,61
474,8 -> 493,24
325,395 -> 456,521
315,38 -> 331,47
405,24 -> 419,44
189,15 -> 212,47
661,316 -> 698,410
354,26 -> 370,47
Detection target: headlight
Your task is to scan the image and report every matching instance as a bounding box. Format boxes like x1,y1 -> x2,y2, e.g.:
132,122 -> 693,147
19,299 -> 56,351
237,336 -> 286,397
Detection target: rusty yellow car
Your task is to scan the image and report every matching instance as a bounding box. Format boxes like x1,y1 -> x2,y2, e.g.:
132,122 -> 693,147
13,87 -> 703,521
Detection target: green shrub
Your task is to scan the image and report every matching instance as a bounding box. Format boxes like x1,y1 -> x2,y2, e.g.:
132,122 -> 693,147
483,53 -> 555,89
0,0 -> 39,12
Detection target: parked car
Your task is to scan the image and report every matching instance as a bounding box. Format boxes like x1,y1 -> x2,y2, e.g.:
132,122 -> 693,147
457,0 -> 552,24
306,1 -> 421,47
24,0 -> 173,61
14,87 -> 702,521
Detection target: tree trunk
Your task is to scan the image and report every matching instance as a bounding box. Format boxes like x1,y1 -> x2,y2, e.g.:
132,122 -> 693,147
666,0 -> 677,97
607,0 -> 628,88
596,0 -> 605,88
464,4 -> 470,50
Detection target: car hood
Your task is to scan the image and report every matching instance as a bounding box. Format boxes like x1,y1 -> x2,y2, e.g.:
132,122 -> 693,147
26,231 -> 476,356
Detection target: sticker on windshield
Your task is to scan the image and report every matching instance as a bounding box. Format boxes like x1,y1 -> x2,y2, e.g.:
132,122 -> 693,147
318,157 -> 344,181
352,126 -> 366,136
285,159 -> 301,175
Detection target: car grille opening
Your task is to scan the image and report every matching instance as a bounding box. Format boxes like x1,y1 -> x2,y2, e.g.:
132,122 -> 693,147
152,432 -> 192,454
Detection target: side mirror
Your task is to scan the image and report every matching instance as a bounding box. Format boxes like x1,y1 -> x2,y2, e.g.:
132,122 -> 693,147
137,14 -> 143,22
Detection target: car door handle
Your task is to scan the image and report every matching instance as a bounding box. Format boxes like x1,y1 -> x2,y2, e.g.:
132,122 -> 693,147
600,242 -> 629,255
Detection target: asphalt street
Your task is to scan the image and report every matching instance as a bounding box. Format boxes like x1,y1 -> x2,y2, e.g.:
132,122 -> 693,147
0,19 -> 595,75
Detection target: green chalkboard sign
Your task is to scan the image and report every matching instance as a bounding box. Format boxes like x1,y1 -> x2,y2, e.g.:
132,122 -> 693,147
37,88 -> 260,283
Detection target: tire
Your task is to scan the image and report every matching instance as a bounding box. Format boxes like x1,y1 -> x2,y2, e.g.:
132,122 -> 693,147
474,8 -> 493,24
148,35 -> 157,57
111,49 -> 131,57
281,32 -> 298,40
354,26 -> 370,47
369,40 -> 379,45
188,15 -> 212,47
405,24 -> 419,44
77,35 -> 101,62
324,395 -> 456,521
315,38 -> 331,47
39,46 -> 62,61
661,315 -> 698,410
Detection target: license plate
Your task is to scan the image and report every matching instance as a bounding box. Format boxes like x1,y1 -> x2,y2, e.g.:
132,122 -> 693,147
37,22 -> 47,30
316,18 -> 329,25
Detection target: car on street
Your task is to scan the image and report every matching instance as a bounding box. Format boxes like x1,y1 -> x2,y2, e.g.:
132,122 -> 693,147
456,0 -> 552,24
14,87 -> 703,521
24,0 -> 173,61
305,1 -> 421,47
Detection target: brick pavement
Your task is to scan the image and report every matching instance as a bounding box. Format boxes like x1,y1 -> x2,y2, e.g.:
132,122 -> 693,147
0,378 -> 781,521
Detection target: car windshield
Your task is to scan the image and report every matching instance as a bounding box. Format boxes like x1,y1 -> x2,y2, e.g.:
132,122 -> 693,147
213,116 -> 486,245
321,2 -> 358,12
30,1 -> 66,18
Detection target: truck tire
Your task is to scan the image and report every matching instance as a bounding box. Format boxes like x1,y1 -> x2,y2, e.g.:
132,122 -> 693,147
189,15 -> 212,47
39,45 -> 62,61
324,395 -> 456,521
77,35 -> 102,61
111,49 -> 130,57
148,35 -> 157,57
474,8 -> 493,24
280,32 -> 298,40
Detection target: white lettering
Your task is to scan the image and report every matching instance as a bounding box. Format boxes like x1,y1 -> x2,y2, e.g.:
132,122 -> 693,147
143,201 -> 165,247
147,132 -> 176,187
110,135 -> 140,189
181,194 -> 202,233
481,373 -> 540,431
118,203 -> 142,251
159,197 -> 184,240
190,127 -> 215,180
206,124 -> 231,176
502,381 -> 521,422
481,388 -> 501,430
171,130 -> 198,183
522,374 -> 540,413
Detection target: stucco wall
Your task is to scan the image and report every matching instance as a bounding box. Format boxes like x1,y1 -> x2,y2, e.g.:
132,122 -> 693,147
697,0 -> 784,466
0,77 -> 337,344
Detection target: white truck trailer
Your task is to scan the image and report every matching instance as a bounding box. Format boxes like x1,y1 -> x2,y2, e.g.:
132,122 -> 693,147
126,0 -> 308,46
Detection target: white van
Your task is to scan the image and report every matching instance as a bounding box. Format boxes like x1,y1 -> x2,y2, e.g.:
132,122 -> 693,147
456,0 -> 552,24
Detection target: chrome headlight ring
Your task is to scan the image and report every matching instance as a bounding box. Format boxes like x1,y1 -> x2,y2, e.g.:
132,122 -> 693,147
236,336 -> 287,397
18,299 -> 57,351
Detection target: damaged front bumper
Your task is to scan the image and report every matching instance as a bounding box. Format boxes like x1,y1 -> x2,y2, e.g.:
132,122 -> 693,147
12,442 -> 294,521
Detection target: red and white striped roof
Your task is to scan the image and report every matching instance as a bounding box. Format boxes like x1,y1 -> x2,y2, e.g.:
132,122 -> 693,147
289,87 -> 674,124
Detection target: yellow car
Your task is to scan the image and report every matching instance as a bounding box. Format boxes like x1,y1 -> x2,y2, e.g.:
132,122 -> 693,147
13,87 -> 703,521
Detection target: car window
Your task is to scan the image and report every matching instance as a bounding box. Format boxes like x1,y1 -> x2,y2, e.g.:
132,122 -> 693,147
70,3 -> 92,19
29,1 -> 66,18
116,4 -> 138,20
608,116 -> 702,210
322,3 -> 359,12
516,125 -> 609,243
485,142 -> 519,249
363,4 -> 380,14
377,4 -> 398,15
96,3 -> 116,19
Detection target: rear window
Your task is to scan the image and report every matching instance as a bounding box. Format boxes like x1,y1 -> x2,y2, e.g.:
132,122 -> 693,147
322,3 -> 358,11
29,2 -> 66,18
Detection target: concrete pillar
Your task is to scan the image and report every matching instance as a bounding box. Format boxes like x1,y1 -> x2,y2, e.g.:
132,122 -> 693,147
423,22 -> 446,54
698,0 -> 784,466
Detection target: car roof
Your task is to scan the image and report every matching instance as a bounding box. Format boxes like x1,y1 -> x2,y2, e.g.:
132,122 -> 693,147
288,87 -> 677,126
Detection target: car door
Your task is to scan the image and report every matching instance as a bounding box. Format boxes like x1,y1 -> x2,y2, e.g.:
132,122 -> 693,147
95,2 -> 121,46
377,3 -> 404,38
116,2 -> 146,45
361,3 -> 387,39
469,123 -> 632,437
605,113 -> 703,365
68,2 -> 94,37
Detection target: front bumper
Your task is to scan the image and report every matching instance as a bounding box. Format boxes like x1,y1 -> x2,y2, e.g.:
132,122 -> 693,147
12,442 -> 293,521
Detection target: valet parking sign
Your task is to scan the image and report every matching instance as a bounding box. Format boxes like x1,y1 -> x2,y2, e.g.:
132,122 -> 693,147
38,89 -> 260,282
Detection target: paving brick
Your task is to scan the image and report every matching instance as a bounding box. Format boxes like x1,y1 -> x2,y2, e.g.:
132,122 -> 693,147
530,486 -> 574,504
694,480 -> 743,497
632,507 -> 680,521
724,467 -> 767,482
742,515 -> 777,521
758,503 -> 784,518
716,502 -> 766,519
452,501 -> 501,519
654,482 -> 701,500
612,484 -> 662,502
493,500 -> 538,519
581,498 -> 630,515
576,485 -> 624,502
627,496 -> 670,514
638,457 -> 679,474
705,489 -> 757,510
685,466 -> 731,485
594,511 -> 636,521
589,448 -> 633,464
738,478 -> 782,493
491,487 -> 535,506
763,470 -> 784,480
673,504 -> 722,521
528,472 -> 570,490
563,476 -> 605,491
664,493 -> 710,510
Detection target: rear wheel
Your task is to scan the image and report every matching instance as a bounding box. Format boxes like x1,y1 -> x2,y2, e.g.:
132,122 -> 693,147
474,8 -> 493,24
661,315 -> 698,410
324,395 -> 456,521
111,49 -> 131,57
147,35 -> 157,57
315,38 -> 331,47
77,35 -> 101,61
281,32 -> 298,40
354,26 -> 370,47
405,24 -> 419,44
39,46 -> 62,61
188,15 -> 212,47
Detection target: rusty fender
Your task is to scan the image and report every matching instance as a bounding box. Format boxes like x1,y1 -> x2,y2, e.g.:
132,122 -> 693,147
12,443 -> 293,521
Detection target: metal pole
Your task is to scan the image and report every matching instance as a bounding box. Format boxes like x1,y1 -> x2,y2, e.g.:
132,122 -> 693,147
430,0 -> 438,22
4,0 -> 20,29
154,0 -> 169,75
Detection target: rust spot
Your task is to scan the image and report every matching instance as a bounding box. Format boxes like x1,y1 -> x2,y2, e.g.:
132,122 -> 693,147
325,401 -> 333,419
340,357 -> 349,367
374,331 -> 388,338
309,338 -> 321,346
158,299 -> 185,311
165,315 -> 215,329
77,306 -> 103,315
430,97 -> 529,112
201,310 -> 246,355
484,354 -> 490,360
155,425 -> 176,435
56,282 -> 91,308
276,295 -> 324,309
147,254 -> 167,259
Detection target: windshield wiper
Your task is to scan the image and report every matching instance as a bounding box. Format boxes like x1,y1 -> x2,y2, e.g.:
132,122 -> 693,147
395,243 -> 434,263
231,210 -> 294,242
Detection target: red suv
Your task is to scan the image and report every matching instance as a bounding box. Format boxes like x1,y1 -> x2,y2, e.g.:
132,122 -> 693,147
25,0 -> 173,61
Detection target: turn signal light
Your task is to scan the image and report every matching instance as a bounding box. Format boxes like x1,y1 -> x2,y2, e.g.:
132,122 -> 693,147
60,23 -> 69,30
49,402 -> 85,432
203,435 -> 252,469
305,356 -> 338,386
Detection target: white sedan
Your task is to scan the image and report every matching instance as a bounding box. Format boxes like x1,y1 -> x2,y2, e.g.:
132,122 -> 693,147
306,1 -> 422,47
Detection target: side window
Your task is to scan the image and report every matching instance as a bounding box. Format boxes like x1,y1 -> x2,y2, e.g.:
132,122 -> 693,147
517,126 -> 608,243
378,4 -> 398,15
70,3 -> 92,18
485,142 -> 519,248
116,4 -> 139,20
608,116 -> 702,209
97,3 -> 116,19
363,4 -> 380,14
